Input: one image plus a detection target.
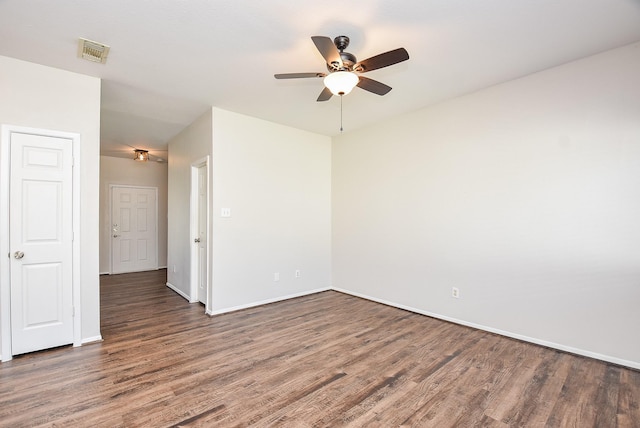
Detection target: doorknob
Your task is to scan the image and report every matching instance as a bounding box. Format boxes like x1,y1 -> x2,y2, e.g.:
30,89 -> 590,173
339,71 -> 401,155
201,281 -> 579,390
194,238 -> 201,243
14,251 -> 25,259
113,234 -> 120,238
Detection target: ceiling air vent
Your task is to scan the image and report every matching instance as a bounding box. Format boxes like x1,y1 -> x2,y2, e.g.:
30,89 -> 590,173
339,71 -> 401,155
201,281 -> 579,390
77,38 -> 110,64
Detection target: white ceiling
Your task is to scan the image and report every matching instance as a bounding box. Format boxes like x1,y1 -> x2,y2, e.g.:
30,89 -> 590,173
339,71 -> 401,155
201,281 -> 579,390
1,0 -> 640,160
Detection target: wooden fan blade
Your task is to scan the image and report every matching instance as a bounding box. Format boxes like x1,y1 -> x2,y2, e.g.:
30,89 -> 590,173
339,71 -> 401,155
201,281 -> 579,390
354,48 -> 409,73
317,87 -> 333,102
357,76 -> 392,96
311,36 -> 343,68
275,72 -> 325,79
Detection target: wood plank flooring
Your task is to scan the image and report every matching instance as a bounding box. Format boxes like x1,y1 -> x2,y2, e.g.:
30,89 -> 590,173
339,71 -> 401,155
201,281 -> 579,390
0,269 -> 638,427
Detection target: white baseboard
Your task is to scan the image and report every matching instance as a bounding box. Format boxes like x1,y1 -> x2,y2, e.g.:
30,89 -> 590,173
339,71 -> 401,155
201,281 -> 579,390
81,335 -> 103,345
166,282 -> 191,301
101,267 -> 166,276
332,287 -> 640,371
1,335 -> 104,362
207,287 -> 331,316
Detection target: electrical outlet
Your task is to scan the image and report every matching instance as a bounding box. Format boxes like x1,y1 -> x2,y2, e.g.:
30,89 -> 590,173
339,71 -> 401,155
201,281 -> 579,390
274,272 -> 280,282
295,270 -> 301,278
452,287 -> 460,298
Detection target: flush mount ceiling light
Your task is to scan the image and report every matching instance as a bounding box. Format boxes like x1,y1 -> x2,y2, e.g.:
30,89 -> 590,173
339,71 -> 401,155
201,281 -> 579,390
77,38 -> 110,64
323,71 -> 359,96
134,149 -> 149,162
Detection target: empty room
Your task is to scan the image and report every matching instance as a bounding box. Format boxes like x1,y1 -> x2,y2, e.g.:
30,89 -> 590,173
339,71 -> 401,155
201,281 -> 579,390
1,1 -> 639,426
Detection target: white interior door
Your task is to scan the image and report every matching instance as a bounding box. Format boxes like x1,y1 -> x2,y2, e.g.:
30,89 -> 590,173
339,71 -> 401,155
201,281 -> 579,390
111,186 -> 158,274
9,132 -> 74,355
196,164 -> 208,304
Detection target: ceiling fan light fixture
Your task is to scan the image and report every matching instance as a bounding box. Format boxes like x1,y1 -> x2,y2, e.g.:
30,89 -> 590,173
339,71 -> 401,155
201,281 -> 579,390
134,149 -> 149,162
324,71 -> 359,96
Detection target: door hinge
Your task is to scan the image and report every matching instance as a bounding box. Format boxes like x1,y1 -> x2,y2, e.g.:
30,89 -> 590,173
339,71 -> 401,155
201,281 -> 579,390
72,306 -> 75,317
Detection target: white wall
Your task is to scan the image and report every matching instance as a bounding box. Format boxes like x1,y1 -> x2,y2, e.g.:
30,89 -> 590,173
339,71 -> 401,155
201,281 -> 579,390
332,42 -> 640,368
99,156 -> 168,273
167,109 -> 213,297
167,107 -> 332,310
0,55 -> 102,355
210,108 -> 332,312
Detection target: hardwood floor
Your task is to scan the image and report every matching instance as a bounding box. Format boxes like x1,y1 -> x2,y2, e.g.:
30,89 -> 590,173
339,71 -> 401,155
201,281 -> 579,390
0,269 -> 638,427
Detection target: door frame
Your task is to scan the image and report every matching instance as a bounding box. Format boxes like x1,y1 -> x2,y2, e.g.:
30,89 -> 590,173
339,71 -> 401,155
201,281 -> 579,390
189,157 -> 210,313
109,184 -> 159,274
0,125 -> 82,362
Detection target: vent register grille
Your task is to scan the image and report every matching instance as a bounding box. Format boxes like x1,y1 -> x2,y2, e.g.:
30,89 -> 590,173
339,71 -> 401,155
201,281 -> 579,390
77,38 -> 110,63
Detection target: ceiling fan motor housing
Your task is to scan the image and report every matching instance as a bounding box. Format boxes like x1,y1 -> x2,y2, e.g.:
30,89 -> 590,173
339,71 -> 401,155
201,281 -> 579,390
327,36 -> 357,71
339,51 -> 357,69
334,35 -> 350,51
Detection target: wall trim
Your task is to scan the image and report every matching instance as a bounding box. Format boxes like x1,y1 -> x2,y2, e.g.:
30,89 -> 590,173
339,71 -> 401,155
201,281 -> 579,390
100,267 -> 164,276
5,281 -> 635,370
189,156 -> 211,312
332,287 -> 640,371
166,282 -> 191,301
207,287 -> 332,316
81,335 -> 103,345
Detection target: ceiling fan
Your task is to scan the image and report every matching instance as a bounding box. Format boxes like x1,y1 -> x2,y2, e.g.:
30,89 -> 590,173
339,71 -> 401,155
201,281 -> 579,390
275,35 -> 409,101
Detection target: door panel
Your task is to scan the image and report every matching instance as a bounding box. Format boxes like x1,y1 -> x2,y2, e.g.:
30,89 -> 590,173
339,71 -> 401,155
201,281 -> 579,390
22,263 -> 63,327
10,132 -> 74,355
111,186 -> 158,274
197,165 -> 207,304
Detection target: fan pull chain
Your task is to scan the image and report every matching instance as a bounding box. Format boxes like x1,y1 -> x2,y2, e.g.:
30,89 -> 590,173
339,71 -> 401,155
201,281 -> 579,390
340,95 -> 344,132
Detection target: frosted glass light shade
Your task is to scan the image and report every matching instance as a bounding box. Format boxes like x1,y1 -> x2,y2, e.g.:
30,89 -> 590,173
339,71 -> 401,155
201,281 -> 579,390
323,71 -> 359,96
